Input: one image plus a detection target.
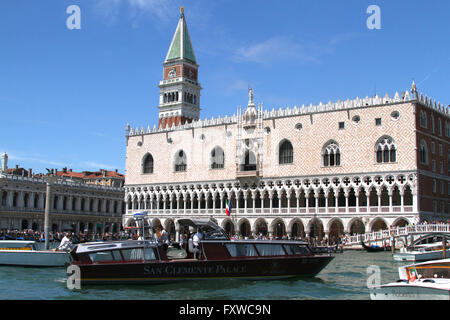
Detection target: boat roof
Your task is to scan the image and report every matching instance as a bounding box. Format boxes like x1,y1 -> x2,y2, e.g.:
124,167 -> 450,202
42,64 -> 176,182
75,240 -> 157,254
177,218 -> 223,231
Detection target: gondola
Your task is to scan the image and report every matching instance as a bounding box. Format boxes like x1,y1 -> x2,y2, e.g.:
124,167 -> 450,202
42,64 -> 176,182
361,240 -> 391,252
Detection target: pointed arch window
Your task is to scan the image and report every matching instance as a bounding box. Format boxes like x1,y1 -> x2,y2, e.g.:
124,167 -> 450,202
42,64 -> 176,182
322,141 -> 341,167
375,136 -> 396,163
420,111 -> 427,128
174,150 -> 187,172
279,140 -> 294,164
142,153 -> 154,174
211,146 -> 225,169
419,140 -> 428,165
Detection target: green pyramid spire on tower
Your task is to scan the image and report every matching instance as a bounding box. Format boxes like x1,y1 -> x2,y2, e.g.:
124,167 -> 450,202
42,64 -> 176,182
165,9 -> 197,64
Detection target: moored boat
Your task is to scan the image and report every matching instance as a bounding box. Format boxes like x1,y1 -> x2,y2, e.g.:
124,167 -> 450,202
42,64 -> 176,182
393,234 -> 450,262
69,215 -> 334,285
0,240 -> 71,267
370,259 -> 450,300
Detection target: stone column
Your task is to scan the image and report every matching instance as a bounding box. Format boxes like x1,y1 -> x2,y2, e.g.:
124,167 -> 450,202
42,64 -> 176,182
277,190 -> 282,211
355,189 -> 360,213
287,189 -> 291,213
345,189 -> 349,212
176,194 -> 181,215
163,194 -> 167,212
399,188 -> 405,212
388,188 -> 393,213
377,188 -> 382,212
44,181 -> 53,250
251,191 -> 256,213
296,189 -> 300,214
315,190 -> 319,212
17,191 -> 24,208
305,192 -> 309,211
334,189 -> 339,211
269,191 -> 273,212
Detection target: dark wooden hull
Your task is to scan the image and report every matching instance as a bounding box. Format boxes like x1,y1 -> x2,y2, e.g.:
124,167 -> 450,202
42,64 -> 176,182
75,255 -> 334,285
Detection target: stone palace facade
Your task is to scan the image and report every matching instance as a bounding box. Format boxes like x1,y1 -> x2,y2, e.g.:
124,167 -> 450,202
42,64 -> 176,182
123,11 -> 450,241
0,154 -> 124,233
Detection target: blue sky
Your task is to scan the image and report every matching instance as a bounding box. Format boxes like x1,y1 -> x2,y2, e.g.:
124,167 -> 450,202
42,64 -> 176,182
0,0 -> 449,174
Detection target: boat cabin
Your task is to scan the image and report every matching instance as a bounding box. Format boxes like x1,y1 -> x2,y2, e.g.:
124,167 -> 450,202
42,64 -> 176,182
399,259 -> 450,281
71,218 -> 314,264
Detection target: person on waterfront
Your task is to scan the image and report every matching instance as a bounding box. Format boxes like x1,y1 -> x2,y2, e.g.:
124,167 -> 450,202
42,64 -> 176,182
53,232 -> 73,252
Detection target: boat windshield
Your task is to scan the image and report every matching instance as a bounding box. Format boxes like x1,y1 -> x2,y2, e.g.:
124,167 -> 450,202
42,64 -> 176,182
203,229 -> 229,240
407,263 -> 450,279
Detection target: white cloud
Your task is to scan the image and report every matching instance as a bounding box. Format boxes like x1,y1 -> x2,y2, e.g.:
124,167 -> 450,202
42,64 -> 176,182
6,153 -> 66,168
232,33 -> 361,65
232,36 -> 321,65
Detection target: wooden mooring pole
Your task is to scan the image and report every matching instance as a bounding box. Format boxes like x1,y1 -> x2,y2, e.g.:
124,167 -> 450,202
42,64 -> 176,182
443,238 -> 447,259
391,231 -> 395,255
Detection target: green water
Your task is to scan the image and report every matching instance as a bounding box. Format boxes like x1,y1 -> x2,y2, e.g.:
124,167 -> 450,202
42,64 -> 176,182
0,251 -> 403,300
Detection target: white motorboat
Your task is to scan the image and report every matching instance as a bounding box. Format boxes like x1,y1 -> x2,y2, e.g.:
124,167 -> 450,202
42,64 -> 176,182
393,234 -> 450,262
370,259 -> 450,300
393,242 -> 450,262
0,240 -> 70,267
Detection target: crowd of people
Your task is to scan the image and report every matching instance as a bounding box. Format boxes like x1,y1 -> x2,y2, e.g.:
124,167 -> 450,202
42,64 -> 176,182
0,229 -> 129,243
1,220 -> 449,249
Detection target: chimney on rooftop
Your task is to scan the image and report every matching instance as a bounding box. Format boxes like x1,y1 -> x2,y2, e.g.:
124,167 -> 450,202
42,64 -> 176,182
28,169 -> 33,177
63,167 -> 67,174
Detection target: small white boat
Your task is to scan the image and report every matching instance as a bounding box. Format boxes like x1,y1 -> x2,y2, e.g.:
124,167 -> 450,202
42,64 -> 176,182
370,259 -> 450,300
393,242 -> 450,262
0,240 -> 71,267
393,234 -> 450,262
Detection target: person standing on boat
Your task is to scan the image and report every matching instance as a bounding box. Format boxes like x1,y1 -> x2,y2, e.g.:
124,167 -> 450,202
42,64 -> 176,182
160,227 -> 169,251
53,232 -> 73,252
192,228 -> 203,259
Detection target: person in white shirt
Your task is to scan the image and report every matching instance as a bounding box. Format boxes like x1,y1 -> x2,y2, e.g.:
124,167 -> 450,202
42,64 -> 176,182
192,228 -> 203,258
160,228 -> 169,244
53,232 -> 73,252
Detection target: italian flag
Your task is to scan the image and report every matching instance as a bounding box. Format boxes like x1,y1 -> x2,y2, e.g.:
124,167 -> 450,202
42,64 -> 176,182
409,266 -> 417,282
225,199 -> 232,216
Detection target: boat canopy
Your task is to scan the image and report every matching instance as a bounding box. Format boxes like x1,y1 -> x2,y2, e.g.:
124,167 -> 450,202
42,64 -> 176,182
178,218 -> 229,240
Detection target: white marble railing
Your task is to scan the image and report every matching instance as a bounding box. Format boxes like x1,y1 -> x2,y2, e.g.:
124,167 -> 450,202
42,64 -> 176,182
127,205 -> 414,217
346,224 -> 450,245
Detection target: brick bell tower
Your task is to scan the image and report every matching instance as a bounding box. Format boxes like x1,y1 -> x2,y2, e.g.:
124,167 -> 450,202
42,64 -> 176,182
158,7 -> 202,129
